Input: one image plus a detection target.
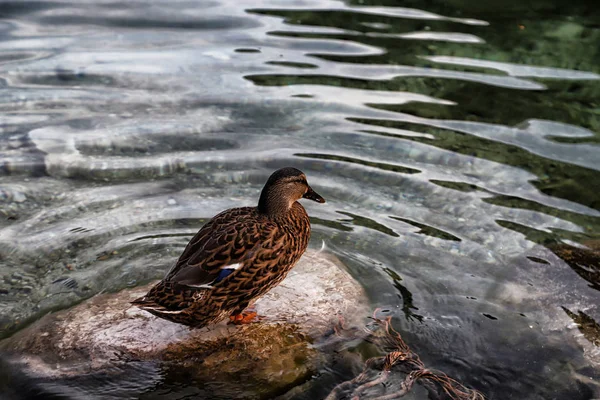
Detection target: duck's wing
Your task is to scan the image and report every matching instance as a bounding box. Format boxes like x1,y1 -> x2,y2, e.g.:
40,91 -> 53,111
165,207 -> 278,289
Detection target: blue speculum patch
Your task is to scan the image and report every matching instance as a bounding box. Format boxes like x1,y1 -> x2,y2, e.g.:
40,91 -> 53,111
214,268 -> 236,284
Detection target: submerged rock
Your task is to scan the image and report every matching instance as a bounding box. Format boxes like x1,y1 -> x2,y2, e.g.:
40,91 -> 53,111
0,250 -> 369,398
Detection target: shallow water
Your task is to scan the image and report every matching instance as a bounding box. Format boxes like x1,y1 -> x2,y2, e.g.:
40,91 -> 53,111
0,0 -> 599,399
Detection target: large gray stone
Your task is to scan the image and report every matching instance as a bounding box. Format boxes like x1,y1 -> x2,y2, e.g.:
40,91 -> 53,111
0,250 -> 370,397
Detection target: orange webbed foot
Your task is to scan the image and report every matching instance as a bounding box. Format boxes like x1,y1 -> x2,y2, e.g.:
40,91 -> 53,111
228,308 -> 262,325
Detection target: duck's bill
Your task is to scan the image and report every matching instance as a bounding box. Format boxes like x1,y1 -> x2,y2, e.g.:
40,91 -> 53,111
303,186 -> 326,203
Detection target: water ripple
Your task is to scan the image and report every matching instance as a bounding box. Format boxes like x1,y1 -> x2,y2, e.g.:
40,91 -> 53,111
0,0 -> 598,398
425,55 -> 600,80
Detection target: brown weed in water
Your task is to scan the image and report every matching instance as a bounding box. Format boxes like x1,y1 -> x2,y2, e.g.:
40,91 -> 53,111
325,310 -> 485,400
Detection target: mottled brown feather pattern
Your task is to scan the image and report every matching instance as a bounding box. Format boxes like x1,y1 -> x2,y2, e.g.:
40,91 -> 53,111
132,168 -> 322,328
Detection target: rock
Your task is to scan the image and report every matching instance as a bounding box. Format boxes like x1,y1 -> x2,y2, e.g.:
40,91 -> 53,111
11,191 -> 26,203
0,250 -> 369,398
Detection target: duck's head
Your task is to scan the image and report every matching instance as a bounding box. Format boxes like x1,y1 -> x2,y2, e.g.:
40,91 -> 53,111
258,167 -> 325,216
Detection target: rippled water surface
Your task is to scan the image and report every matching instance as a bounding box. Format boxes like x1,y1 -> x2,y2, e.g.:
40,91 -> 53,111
1,0 -> 599,399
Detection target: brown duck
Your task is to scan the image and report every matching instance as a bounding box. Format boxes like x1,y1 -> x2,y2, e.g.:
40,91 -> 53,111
132,167 -> 325,327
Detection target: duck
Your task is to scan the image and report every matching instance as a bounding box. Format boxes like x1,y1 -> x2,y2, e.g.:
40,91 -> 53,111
132,167 -> 326,327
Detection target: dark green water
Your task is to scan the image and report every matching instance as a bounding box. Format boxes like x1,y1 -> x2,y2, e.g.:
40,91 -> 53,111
0,0 -> 599,398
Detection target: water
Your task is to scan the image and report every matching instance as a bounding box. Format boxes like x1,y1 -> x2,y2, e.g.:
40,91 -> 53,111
1,0 -> 599,398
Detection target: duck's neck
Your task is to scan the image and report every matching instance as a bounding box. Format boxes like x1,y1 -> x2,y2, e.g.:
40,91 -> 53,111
258,187 -> 293,217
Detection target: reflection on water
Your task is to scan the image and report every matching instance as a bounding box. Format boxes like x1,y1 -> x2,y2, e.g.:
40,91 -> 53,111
0,0 -> 599,398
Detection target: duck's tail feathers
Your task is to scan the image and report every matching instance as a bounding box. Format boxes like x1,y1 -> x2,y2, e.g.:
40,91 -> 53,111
130,296 -> 155,307
131,296 -> 187,315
